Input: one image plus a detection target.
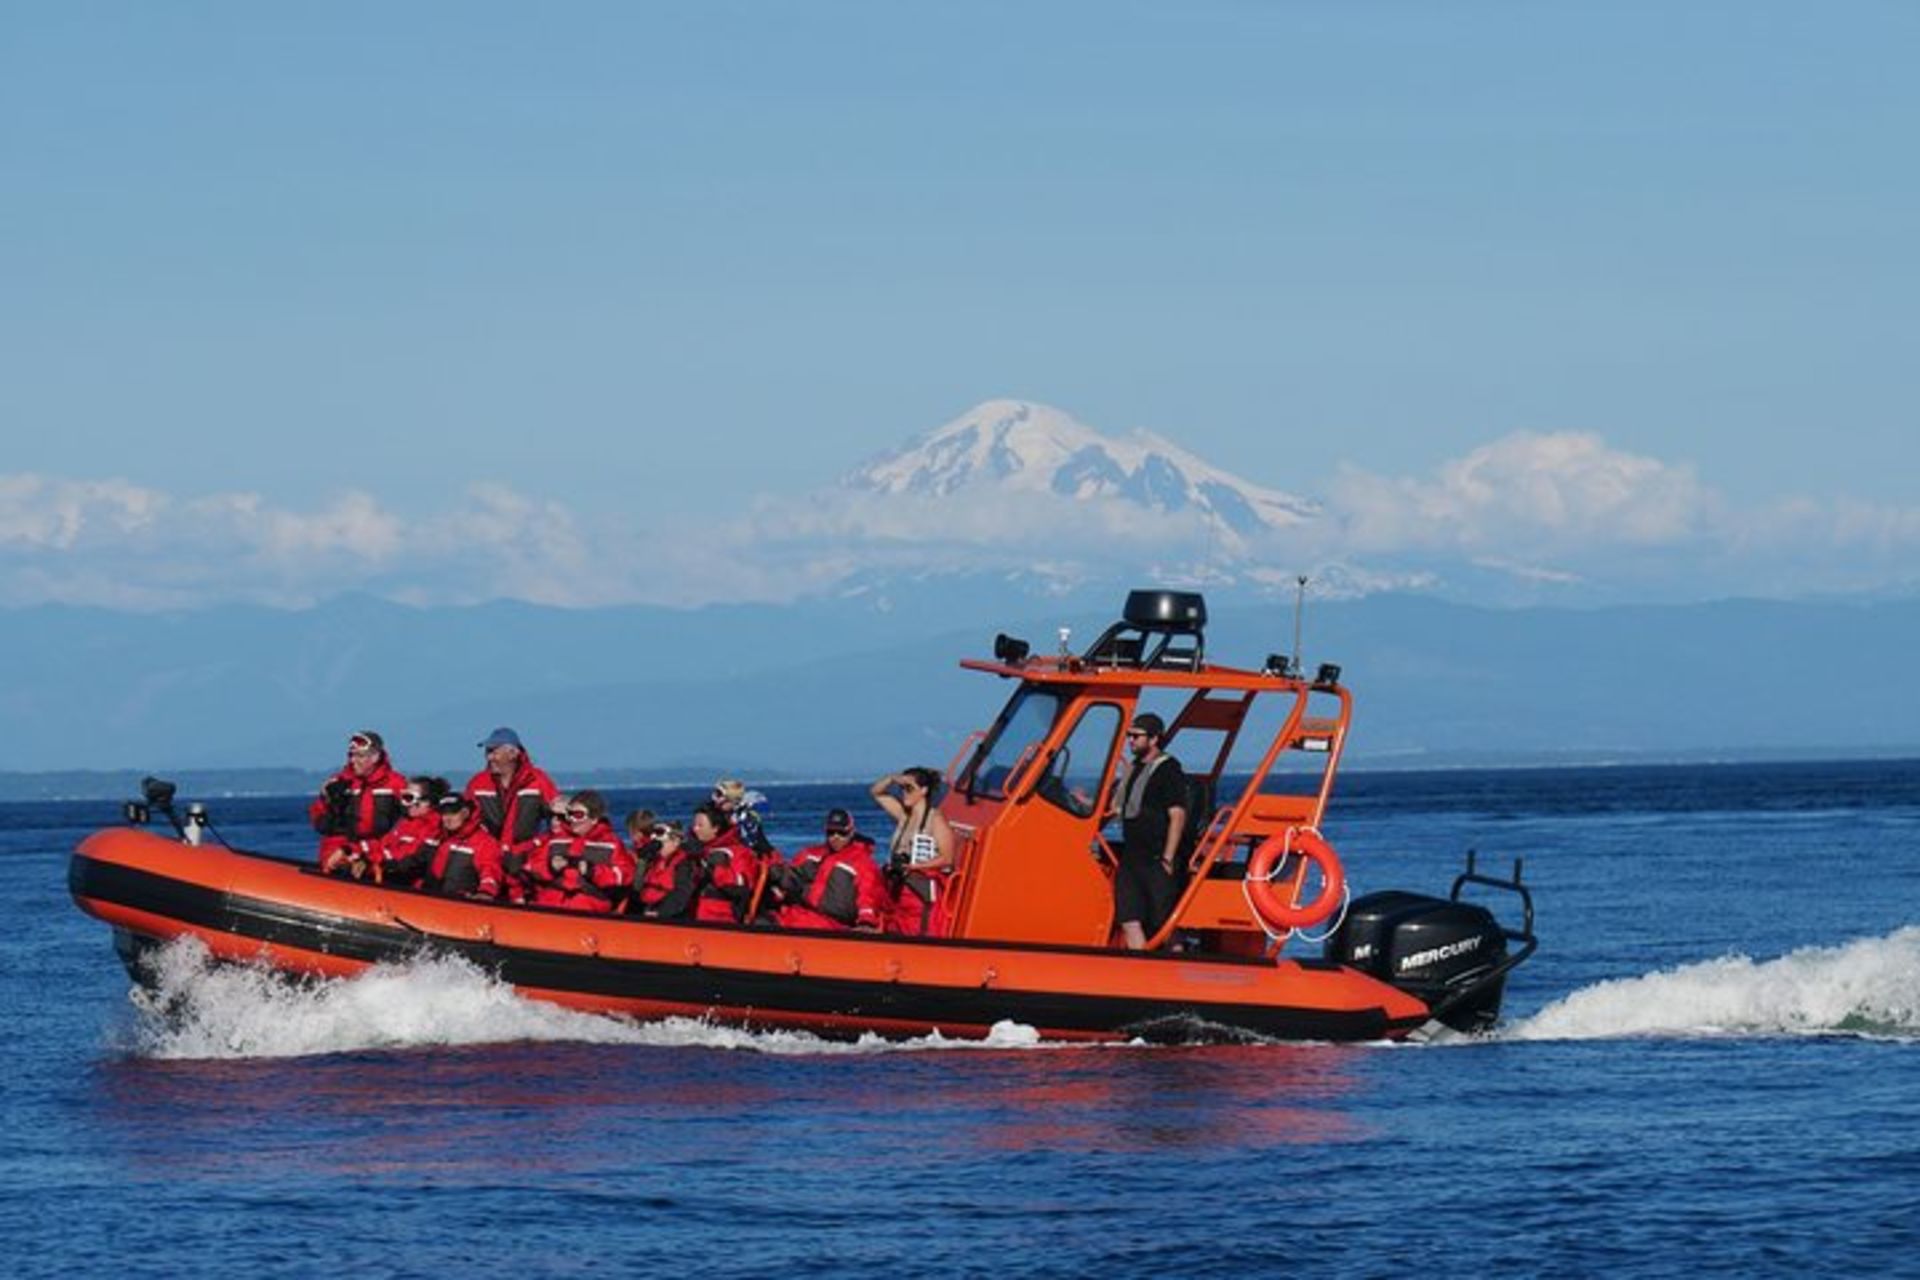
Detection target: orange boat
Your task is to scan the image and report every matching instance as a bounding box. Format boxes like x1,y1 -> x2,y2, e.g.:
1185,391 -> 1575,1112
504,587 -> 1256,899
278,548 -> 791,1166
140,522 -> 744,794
69,590 -> 1534,1043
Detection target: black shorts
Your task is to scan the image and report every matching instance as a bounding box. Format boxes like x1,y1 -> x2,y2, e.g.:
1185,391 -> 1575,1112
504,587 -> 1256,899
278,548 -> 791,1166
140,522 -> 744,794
1113,857 -> 1182,934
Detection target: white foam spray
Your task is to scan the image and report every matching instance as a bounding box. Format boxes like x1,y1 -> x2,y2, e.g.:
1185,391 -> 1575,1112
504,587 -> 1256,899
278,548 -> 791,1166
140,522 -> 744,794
1502,925 -> 1920,1042
128,924 -> 1917,1060
122,936 -> 1050,1061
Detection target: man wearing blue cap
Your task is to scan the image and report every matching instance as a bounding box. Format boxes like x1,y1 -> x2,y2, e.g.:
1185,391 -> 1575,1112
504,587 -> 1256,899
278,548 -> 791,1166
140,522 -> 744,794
462,726 -> 560,892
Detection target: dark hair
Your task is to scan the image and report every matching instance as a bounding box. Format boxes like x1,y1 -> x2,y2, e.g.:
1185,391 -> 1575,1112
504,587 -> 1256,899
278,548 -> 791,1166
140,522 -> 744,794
414,776 -> 450,805
1130,712 -> 1167,742
904,766 -> 942,799
625,808 -> 657,840
571,790 -> 607,821
693,802 -> 730,831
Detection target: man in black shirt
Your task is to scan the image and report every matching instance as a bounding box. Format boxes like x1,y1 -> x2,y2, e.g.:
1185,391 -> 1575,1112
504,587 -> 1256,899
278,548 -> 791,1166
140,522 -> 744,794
1109,712 -> 1188,949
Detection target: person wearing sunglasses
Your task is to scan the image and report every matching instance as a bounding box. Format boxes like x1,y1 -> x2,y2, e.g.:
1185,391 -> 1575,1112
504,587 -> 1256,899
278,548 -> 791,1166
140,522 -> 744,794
634,819 -> 699,920
624,808 -> 659,857
364,776 -> 451,882
773,808 -> 886,932
871,767 -> 956,936
384,791 -> 507,900
711,777 -> 776,858
313,729 -> 408,875
1107,712 -> 1188,950
525,790 -> 635,913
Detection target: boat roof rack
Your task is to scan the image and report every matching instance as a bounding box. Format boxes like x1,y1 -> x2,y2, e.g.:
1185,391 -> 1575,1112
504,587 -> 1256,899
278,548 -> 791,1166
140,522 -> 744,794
1083,589 -> 1208,672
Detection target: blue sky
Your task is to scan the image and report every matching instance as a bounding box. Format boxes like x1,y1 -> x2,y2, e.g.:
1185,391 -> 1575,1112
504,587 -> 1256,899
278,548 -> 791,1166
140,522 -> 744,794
4,3 -> 1917,608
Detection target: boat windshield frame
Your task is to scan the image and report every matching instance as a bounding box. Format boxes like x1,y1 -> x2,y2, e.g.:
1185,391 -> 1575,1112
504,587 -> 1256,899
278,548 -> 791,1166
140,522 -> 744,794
956,684 -> 1069,802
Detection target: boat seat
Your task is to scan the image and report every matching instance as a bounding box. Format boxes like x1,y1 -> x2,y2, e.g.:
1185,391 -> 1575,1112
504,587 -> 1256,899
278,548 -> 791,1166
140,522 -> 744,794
1245,795 -> 1317,828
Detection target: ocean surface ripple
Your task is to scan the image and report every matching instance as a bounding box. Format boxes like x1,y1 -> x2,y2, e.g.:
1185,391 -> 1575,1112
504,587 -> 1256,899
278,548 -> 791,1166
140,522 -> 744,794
6,760 -> 1919,1277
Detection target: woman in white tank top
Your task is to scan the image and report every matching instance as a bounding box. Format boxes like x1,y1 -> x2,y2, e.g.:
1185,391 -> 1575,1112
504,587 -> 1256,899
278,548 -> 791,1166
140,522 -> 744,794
869,767 -> 957,935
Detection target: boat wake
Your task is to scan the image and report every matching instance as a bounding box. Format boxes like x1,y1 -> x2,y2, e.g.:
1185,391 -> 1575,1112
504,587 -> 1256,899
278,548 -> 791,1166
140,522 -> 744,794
126,924 -> 1915,1059
120,937 -> 1051,1061
1500,925 -> 1920,1042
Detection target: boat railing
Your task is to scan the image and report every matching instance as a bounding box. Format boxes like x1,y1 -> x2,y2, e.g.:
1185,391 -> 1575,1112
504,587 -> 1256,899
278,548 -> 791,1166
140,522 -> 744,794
942,731 -> 985,793
943,822 -> 983,933
1154,791 -> 1321,947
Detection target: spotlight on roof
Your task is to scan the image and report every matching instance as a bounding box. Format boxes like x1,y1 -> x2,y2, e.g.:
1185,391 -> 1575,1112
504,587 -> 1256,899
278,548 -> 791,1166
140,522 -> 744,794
1263,653 -> 1294,678
993,633 -> 1032,665
1313,663 -> 1342,689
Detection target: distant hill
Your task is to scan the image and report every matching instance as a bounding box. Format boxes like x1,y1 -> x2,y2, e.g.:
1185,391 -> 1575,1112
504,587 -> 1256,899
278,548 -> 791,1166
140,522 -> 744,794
5,588 -> 1920,786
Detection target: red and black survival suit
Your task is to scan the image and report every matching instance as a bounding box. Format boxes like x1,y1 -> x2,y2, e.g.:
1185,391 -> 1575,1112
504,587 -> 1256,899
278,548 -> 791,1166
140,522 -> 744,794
774,835 -> 886,931
463,755 -> 560,889
634,839 -> 700,920
695,823 -> 765,924
526,819 -> 636,914
384,813 -> 507,899
374,808 -> 442,879
310,758 -> 406,869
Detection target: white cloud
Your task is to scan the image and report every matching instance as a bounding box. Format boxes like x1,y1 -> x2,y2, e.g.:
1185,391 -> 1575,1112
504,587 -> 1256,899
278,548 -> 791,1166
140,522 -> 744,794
1327,431 -> 1711,555
5,429 -> 1920,610
0,474 -> 169,550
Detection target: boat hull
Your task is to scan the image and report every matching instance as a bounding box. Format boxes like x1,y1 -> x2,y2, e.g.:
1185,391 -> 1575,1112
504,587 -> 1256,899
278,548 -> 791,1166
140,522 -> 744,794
71,829 -> 1433,1043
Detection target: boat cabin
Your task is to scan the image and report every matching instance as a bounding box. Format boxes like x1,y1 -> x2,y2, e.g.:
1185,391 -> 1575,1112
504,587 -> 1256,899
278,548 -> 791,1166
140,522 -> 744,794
939,590 -> 1348,954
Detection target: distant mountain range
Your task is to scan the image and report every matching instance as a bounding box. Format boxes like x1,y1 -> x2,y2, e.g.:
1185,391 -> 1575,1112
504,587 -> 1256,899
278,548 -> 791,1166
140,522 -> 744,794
5,587 -> 1919,793
844,399 -> 1318,540
7,399 -> 1919,794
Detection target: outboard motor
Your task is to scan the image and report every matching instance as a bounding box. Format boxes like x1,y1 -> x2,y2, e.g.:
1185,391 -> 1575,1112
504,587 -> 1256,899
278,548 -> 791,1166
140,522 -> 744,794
1324,857 -> 1534,1033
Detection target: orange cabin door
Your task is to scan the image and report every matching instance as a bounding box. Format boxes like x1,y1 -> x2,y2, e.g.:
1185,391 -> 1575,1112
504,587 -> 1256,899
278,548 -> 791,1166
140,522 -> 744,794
951,700 -> 1125,947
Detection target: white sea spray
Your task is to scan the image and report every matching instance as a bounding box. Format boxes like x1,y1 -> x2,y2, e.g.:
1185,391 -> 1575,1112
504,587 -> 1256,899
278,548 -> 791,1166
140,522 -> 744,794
123,936 -> 1056,1061
1503,925 -> 1920,1041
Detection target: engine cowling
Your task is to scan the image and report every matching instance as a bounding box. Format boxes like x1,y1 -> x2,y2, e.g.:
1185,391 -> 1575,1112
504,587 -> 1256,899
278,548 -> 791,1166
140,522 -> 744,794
1324,890 -> 1509,1033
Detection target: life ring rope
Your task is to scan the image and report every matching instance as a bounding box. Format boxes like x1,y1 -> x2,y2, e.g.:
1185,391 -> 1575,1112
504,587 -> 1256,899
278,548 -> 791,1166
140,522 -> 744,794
1242,825 -> 1348,939
1288,881 -> 1351,946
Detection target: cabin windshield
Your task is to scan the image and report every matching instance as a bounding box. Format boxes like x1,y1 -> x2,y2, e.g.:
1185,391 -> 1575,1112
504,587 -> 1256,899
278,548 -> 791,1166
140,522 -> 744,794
959,686 -> 1065,800
1035,701 -> 1123,818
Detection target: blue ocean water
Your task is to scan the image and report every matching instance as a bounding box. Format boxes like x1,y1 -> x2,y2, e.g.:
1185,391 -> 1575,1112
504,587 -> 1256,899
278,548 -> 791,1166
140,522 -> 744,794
5,762 -> 1919,1277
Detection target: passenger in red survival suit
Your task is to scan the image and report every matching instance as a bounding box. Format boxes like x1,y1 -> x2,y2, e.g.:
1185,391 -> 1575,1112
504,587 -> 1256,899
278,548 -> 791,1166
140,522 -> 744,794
526,790 -> 636,914
313,729 -> 406,876
462,726 -> 559,892
771,808 -> 886,932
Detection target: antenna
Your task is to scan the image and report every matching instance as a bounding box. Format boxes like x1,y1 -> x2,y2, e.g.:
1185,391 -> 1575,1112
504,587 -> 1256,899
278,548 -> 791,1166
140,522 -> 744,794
1291,574 -> 1310,676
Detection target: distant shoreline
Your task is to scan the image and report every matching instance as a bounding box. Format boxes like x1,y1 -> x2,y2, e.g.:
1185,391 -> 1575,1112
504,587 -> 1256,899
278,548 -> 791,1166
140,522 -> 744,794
7,747 -> 1918,802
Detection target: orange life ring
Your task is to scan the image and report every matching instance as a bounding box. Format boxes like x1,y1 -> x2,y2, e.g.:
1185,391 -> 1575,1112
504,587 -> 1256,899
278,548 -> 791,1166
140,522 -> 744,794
1245,827 -> 1346,930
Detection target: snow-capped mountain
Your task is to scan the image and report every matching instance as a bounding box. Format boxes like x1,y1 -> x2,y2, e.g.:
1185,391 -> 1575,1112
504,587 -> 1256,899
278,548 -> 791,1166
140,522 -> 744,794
843,400 -> 1319,538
